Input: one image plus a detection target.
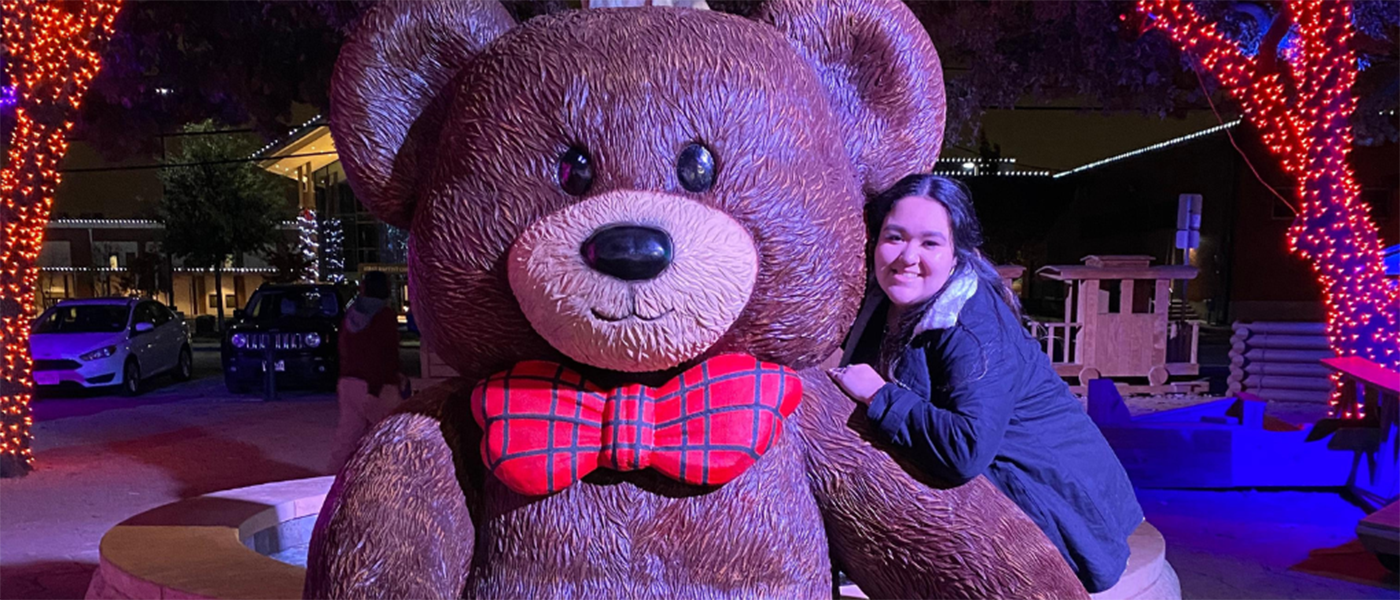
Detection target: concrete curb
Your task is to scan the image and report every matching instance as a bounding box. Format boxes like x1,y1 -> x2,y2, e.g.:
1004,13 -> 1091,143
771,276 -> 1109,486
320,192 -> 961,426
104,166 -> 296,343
86,477 -> 333,600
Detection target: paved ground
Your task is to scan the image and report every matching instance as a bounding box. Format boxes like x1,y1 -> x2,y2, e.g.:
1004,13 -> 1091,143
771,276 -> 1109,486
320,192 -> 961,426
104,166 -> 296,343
2,345 -> 417,600
1,346 -> 1395,599
1141,488 -> 1395,599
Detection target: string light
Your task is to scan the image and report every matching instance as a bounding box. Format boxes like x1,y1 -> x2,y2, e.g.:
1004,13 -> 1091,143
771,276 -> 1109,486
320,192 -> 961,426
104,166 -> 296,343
249,115 -> 325,160
934,157 -> 1019,165
172,267 -> 277,274
1055,111 -> 1388,178
0,85 -> 15,109
1138,0 -> 1398,419
297,208 -> 319,283
38,266 -> 279,274
1054,120 -> 1243,178
321,218 -> 345,283
1,0 -> 124,477
48,218 -> 160,227
46,218 -> 297,230
931,169 -> 1054,178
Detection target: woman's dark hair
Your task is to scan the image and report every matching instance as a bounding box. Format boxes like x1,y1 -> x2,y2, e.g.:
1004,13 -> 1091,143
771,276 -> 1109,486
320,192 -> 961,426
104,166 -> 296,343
865,174 -> 1024,377
362,271 -> 392,300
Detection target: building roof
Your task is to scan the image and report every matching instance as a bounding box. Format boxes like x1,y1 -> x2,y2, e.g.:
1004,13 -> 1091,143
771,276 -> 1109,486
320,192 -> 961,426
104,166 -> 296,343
253,115 -> 337,180
1037,255 -> 1198,281
48,219 -> 162,229
46,219 -> 298,230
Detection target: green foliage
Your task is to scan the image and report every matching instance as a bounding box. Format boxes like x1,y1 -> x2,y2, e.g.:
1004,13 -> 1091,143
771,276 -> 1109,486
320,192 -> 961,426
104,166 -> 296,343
157,120 -> 288,269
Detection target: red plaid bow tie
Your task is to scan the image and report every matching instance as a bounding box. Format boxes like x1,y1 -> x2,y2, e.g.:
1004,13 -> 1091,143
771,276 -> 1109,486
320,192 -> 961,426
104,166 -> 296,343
470,354 -> 802,496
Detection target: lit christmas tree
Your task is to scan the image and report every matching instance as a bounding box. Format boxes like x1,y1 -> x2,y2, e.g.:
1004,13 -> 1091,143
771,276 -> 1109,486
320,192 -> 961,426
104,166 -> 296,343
321,218 -> 346,284
297,208 -> 319,283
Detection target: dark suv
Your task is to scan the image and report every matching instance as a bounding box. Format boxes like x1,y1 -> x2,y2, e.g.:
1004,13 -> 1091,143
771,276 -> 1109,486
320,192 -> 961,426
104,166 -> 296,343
221,283 -> 351,393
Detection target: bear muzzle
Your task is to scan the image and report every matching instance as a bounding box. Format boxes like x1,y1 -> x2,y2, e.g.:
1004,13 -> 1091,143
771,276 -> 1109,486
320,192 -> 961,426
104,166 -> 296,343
508,190 -> 758,373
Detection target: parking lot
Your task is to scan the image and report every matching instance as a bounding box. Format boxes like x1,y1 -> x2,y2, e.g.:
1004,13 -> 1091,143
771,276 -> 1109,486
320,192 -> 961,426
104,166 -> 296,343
33,340 -> 420,405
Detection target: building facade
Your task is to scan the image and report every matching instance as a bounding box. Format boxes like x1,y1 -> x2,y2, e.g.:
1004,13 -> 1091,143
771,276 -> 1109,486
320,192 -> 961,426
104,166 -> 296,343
38,219 -> 299,328
257,119 -> 410,307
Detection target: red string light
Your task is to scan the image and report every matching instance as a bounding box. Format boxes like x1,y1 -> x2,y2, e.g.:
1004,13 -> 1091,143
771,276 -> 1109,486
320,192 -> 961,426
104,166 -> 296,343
1,0 -> 123,476
1137,0 -> 1398,419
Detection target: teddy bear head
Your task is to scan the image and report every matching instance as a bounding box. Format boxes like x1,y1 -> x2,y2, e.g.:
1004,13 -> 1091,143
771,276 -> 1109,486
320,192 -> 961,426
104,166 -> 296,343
330,0 -> 944,381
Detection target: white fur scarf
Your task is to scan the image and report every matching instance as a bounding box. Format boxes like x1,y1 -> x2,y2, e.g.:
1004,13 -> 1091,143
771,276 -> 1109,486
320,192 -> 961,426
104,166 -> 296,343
913,267 -> 979,337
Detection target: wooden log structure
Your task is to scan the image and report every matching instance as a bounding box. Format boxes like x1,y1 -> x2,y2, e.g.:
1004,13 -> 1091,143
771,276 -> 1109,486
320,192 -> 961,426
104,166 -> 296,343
1227,321 -> 1335,402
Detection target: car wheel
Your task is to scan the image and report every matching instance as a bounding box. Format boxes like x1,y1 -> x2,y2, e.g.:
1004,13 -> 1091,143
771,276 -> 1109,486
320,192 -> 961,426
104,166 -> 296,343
122,359 -> 142,397
173,345 -> 193,381
225,374 -> 251,395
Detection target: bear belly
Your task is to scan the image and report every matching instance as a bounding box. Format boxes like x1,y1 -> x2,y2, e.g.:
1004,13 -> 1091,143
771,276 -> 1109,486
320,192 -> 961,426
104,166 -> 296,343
465,426 -> 829,599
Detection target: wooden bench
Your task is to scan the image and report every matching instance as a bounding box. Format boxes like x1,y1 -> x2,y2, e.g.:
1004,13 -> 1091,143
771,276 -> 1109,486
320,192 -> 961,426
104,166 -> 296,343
1320,356 -> 1400,416
1321,357 -> 1399,572
1319,356 -> 1399,507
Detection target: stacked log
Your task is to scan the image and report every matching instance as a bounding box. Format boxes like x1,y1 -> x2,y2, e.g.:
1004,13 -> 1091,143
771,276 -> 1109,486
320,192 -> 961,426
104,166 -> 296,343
1228,322 -> 1334,404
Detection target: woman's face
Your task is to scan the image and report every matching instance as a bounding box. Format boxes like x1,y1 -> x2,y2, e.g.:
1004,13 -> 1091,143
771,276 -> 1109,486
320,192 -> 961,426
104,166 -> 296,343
873,195 -> 957,309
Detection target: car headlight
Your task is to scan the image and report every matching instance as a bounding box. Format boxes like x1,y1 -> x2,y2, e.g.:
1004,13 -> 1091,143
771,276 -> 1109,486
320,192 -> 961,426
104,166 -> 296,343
80,345 -> 116,361
303,332 -> 322,348
230,333 -> 247,349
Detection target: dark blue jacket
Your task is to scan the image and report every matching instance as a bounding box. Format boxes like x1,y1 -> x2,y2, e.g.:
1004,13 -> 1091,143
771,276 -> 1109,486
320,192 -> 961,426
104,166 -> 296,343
846,274 -> 1143,593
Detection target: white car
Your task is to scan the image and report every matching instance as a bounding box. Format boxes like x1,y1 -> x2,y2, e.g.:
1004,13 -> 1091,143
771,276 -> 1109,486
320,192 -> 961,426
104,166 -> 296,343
30,298 -> 192,396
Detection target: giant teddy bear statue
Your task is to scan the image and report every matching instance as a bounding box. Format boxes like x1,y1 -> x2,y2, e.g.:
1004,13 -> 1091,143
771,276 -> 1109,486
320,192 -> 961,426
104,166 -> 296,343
306,1 -> 1091,598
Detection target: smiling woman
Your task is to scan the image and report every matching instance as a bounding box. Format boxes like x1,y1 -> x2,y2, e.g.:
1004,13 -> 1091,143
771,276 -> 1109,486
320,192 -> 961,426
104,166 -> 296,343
873,197 -> 958,310
832,173 -> 1147,593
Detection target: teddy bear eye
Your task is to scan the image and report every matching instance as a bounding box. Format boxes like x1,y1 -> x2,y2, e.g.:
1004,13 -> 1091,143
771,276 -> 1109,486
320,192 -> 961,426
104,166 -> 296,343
676,143 -> 715,193
557,146 -> 594,196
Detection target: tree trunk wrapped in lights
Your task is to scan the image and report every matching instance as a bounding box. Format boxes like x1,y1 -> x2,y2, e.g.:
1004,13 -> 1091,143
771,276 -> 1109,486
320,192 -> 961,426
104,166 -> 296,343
1136,0 -> 1398,419
1,0 -> 124,477
297,208 -> 319,283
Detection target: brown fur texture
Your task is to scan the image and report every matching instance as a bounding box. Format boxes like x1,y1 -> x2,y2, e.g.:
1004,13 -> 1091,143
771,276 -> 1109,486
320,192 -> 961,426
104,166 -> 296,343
307,2 -> 1087,598
508,190 -> 759,372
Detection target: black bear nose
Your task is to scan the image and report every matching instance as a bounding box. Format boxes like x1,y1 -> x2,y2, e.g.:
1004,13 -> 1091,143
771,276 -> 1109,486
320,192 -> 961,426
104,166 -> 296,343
580,225 -> 673,281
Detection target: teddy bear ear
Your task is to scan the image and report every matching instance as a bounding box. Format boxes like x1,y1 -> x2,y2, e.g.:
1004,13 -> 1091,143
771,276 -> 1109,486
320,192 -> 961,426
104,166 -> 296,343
330,0 -> 515,229
753,0 -> 945,196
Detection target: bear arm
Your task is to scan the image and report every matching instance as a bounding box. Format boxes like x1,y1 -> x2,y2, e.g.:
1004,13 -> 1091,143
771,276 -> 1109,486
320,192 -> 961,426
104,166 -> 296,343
793,369 -> 1088,600
304,382 -> 477,599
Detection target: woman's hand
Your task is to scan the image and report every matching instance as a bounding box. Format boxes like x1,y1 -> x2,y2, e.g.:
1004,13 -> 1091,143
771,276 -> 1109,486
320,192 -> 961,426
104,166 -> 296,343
826,363 -> 886,405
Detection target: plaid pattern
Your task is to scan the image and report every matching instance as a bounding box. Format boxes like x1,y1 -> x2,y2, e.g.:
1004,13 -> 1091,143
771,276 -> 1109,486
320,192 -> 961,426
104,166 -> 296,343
470,354 -> 802,496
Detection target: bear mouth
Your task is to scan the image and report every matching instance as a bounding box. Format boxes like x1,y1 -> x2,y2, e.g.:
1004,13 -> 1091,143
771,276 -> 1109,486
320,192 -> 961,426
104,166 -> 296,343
553,348 -> 724,391
589,306 -> 675,323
